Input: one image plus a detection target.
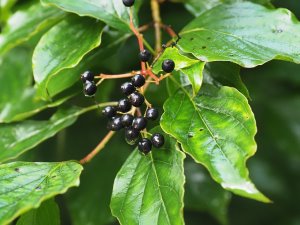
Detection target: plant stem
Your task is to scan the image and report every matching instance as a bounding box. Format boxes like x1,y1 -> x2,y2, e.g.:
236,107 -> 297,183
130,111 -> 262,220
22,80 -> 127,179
151,0 -> 162,53
80,131 -> 115,164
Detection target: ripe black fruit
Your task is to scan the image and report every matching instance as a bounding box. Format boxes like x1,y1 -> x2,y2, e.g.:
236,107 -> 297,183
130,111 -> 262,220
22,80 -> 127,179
122,0 -> 135,7
162,59 -> 175,73
146,108 -> 159,120
138,138 -> 152,154
102,106 -> 117,118
108,117 -> 123,131
81,71 -> 94,82
84,81 -> 97,96
132,117 -> 147,130
131,74 -> 145,88
125,127 -> 140,141
129,92 -> 145,107
118,98 -> 131,113
121,82 -> 136,96
121,114 -> 134,127
139,49 -> 152,62
151,133 -> 165,148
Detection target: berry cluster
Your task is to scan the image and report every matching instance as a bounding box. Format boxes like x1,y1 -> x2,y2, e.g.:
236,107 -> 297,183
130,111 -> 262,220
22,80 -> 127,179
81,71 -> 97,97
102,74 -> 164,154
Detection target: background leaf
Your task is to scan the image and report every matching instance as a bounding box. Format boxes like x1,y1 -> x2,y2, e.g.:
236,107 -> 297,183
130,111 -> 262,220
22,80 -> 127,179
0,107 -> 82,163
16,198 -> 60,225
33,16 -> 105,100
0,1 -> 65,55
40,0 -> 143,32
161,84 -> 269,202
111,128 -> 185,225
177,2 -> 300,67
0,161 -> 82,225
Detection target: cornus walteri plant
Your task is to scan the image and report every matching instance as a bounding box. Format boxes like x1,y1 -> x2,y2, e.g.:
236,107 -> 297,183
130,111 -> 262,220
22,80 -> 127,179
0,0 -> 300,225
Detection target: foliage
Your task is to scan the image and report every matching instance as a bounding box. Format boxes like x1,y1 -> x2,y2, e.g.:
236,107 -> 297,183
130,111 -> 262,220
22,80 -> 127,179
0,0 -> 299,225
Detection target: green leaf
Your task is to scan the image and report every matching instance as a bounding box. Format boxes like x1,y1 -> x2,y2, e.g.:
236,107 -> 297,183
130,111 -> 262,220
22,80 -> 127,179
41,0 -> 142,32
171,0 -> 273,17
0,48 -> 76,123
185,160 -> 231,225
0,107 -> 81,163
33,16 -> 105,100
161,84 -> 270,202
178,2 -> 300,67
39,29 -> 131,99
203,62 -> 250,99
0,2 -> 65,55
0,161 -> 83,225
153,47 -> 204,95
111,128 -> 185,225
16,198 -> 60,225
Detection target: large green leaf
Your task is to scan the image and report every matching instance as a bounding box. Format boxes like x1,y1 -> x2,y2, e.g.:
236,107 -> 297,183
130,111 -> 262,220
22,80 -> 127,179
41,0 -> 142,32
177,2 -> 300,67
0,2 -> 65,55
16,198 -> 60,225
0,161 -> 83,225
111,128 -> 185,225
185,160 -> 231,225
40,29 -> 131,99
171,0 -> 273,16
0,107 -> 83,163
161,84 -> 269,202
33,16 -> 105,100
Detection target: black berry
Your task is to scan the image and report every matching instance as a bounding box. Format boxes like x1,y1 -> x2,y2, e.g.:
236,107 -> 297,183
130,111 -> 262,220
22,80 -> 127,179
121,114 -> 134,127
151,133 -> 165,148
131,74 -> 145,88
122,0 -> 135,7
139,49 -> 152,62
118,98 -> 132,113
102,106 -> 117,118
146,108 -> 159,120
83,81 -> 97,96
121,82 -> 136,96
125,127 -> 140,141
129,92 -> 145,107
162,59 -> 175,73
132,117 -> 147,130
108,117 -> 124,131
81,71 -> 94,82
138,138 -> 152,154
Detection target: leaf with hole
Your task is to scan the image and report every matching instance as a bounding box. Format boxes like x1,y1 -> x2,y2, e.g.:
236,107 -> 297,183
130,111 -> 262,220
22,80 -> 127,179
0,161 -> 83,225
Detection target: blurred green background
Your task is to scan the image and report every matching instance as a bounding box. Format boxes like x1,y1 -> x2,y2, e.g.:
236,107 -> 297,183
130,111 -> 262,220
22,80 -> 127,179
1,0 -> 300,225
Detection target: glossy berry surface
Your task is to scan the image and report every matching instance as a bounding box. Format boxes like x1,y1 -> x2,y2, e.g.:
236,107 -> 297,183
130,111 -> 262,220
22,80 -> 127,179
146,108 -> 159,120
102,106 -> 116,118
118,98 -> 132,112
121,82 -> 136,96
131,74 -> 145,88
81,71 -> 94,82
162,59 -> 175,73
139,49 -> 152,62
84,81 -> 97,96
138,138 -> 152,154
122,0 -> 135,7
121,114 -> 134,127
151,133 -> 165,148
125,127 -> 140,141
132,117 -> 147,130
129,92 -> 145,107
109,117 -> 123,131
